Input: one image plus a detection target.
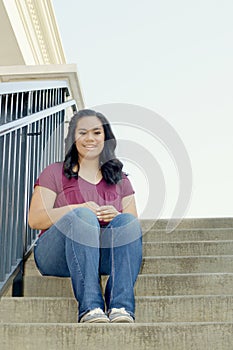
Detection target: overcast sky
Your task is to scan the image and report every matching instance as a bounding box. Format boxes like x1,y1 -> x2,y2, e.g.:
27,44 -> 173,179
53,0 -> 233,220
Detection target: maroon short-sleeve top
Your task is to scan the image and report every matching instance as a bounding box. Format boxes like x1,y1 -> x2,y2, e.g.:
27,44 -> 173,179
34,162 -> 135,228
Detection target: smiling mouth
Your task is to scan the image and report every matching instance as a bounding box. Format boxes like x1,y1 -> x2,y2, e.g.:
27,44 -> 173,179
84,145 -> 97,149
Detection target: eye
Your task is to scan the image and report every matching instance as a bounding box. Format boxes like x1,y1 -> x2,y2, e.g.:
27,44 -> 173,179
95,131 -> 102,135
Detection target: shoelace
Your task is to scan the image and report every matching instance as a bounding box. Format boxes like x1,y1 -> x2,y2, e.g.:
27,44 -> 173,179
110,307 -> 128,315
88,308 -> 104,316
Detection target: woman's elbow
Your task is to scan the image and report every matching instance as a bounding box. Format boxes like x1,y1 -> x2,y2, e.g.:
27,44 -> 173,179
28,216 -> 37,230
28,212 -> 40,230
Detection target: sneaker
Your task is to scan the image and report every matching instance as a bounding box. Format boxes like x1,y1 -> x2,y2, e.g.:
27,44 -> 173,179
108,308 -> 134,323
79,308 -> 110,323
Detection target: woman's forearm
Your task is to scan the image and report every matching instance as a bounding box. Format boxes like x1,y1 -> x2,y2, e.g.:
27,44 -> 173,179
28,204 -> 84,230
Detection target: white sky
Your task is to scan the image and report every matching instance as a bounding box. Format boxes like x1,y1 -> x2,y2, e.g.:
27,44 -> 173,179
52,0 -> 233,219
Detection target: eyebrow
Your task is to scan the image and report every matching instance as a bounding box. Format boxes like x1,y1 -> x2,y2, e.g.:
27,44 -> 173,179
77,127 -> 103,131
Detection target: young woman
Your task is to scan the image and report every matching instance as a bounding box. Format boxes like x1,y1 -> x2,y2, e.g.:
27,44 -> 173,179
28,109 -> 142,323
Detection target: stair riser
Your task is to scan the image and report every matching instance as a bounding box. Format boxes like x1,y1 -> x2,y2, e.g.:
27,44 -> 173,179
142,229 -> 233,242
23,275 -> 233,297
24,256 -> 233,276
142,256 -> 233,274
135,274 -> 233,296
143,242 -> 233,256
1,297 -> 233,323
141,218 -> 233,230
1,323 -> 233,350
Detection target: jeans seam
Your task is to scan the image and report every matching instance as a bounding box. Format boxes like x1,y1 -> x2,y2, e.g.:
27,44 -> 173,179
68,219 -> 85,288
109,226 -> 115,309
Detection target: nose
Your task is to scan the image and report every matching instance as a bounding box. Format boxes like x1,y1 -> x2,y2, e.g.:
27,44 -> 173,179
85,131 -> 95,141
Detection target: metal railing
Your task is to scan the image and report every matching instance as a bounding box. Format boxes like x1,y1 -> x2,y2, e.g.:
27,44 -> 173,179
0,80 -> 77,296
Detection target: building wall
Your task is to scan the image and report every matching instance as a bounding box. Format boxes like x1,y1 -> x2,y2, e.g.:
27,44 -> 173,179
0,0 -> 25,65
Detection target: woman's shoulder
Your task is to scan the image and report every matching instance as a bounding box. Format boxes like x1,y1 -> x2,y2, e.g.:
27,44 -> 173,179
45,161 -> 63,170
40,162 -> 63,175
121,172 -> 132,183
122,172 -> 129,179
119,172 -> 135,194
36,162 -> 64,193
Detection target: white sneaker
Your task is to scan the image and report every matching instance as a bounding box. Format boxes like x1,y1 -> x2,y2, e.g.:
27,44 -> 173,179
108,308 -> 134,323
80,308 -> 110,323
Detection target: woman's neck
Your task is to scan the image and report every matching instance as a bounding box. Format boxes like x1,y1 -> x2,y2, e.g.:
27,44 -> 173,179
77,159 -> 102,184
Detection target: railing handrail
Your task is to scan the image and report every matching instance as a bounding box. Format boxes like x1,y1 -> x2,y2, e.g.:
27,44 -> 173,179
0,99 -> 77,136
0,80 -> 70,95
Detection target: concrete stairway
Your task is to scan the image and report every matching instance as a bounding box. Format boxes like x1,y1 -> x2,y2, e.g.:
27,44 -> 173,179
1,218 -> 233,350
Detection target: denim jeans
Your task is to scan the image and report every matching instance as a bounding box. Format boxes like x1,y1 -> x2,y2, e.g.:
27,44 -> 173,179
34,207 -> 142,321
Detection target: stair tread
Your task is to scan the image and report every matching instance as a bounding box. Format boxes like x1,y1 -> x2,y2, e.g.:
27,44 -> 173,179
24,271 -> 233,277
3,294 -> 233,300
1,322 -> 233,325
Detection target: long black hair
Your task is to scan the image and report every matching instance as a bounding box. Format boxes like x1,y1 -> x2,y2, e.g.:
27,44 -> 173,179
63,109 -> 123,184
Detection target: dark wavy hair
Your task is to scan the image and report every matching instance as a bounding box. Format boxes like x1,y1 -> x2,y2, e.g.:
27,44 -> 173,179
63,109 -> 123,184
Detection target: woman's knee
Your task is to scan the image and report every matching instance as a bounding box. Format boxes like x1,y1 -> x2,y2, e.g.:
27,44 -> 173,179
101,213 -> 142,247
65,207 -> 100,247
68,207 -> 99,226
111,212 -> 140,228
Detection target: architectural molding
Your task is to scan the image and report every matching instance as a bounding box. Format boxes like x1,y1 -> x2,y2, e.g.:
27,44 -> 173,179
0,64 -> 85,110
1,0 -> 66,65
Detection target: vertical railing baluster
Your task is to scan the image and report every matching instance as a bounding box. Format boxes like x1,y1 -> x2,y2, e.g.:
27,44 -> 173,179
7,93 -> 17,269
3,132 -> 11,273
27,90 -> 39,247
3,95 -> 8,124
12,127 -> 21,265
17,92 -> 24,121
10,93 -> 19,267
0,134 -> 6,282
0,95 -> 2,120
15,93 -> 19,120
8,130 -> 17,268
25,92 -> 33,251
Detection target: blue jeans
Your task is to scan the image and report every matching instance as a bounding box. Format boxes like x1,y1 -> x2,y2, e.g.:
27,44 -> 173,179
34,207 -> 142,321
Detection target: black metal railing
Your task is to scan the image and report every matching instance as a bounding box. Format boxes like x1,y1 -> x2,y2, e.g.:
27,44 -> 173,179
0,80 -> 77,296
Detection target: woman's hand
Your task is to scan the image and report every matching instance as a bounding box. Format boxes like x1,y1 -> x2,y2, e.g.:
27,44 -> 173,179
84,201 -> 101,213
84,202 -> 120,222
96,205 -> 120,222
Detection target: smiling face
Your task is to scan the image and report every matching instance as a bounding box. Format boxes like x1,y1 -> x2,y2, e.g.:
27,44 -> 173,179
74,116 -> 105,161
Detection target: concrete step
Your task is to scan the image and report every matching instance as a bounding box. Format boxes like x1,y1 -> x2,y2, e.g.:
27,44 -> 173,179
24,257 -> 42,276
143,241 -> 233,256
24,255 -> 233,276
23,273 -> 233,297
24,241 -> 233,270
141,217 -> 233,231
1,323 -> 233,350
1,295 -> 233,323
142,228 -> 233,242
142,255 -> 233,274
